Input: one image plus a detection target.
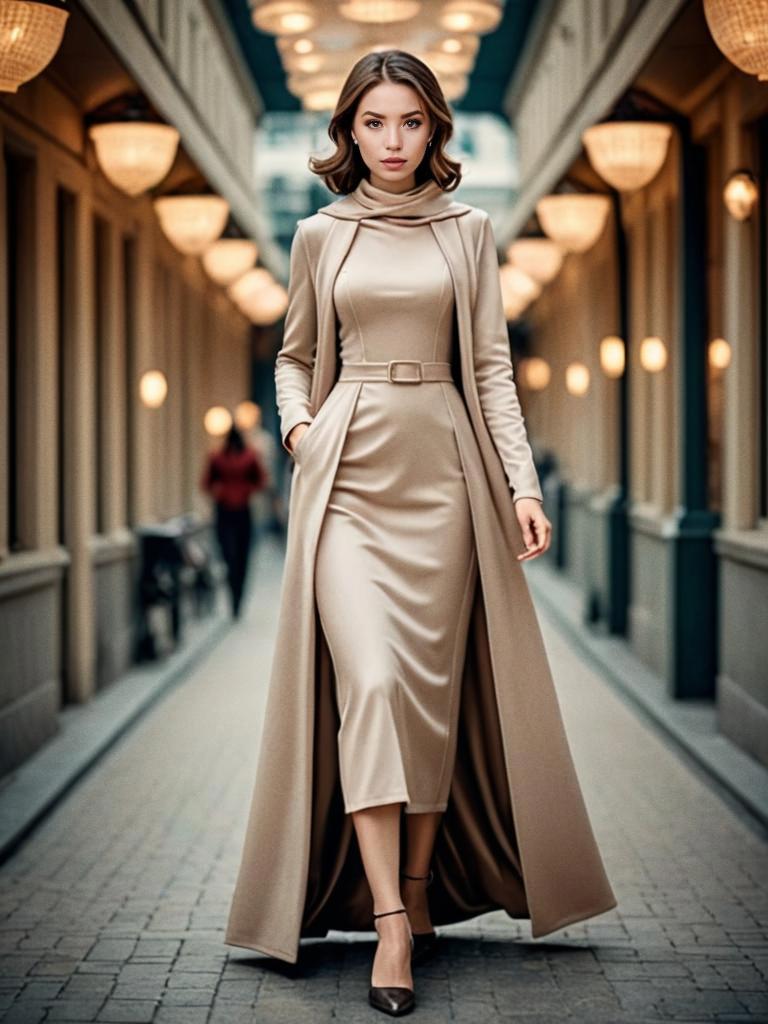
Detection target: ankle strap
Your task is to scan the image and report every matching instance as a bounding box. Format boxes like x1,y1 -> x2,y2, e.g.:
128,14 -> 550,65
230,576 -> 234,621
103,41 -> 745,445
372,907 -> 407,919
400,869 -> 434,885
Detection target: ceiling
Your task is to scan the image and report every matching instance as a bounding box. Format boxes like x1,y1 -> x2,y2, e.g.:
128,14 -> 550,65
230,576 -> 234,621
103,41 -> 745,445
220,0 -> 540,116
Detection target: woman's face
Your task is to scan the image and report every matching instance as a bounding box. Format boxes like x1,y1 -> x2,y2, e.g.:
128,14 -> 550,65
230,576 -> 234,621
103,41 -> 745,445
351,80 -> 432,192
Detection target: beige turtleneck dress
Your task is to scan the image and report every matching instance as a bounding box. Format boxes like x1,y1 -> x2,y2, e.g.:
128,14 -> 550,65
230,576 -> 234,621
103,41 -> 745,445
311,178 -> 477,815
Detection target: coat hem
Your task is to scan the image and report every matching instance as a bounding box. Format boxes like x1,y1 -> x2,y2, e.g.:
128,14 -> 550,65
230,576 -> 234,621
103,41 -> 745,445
224,933 -> 299,964
529,896 -> 619,939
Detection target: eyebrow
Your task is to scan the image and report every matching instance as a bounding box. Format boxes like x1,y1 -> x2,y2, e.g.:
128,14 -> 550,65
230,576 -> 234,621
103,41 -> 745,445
361,110 -> 424,118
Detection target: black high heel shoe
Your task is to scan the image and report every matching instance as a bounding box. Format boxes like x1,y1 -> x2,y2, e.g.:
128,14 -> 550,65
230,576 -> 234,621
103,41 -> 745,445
400,869 -> 439,965
368,907 -> 415,1017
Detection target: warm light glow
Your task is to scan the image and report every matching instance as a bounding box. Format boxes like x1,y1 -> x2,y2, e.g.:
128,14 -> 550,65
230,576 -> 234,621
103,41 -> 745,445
499,263 -> 541,304
536,194 -> 611,253
235,401 -> 261,431
709,337 -> 732,370
140,370 -> 168,409
241,283 -> 289,325
640,336 -> 668,373
89,122 -> 180,197
250,0 -> 317,34
520,356 -> 551,391
565,362 -> 590,396
439,0 -> 502,34
293,37 -> 314,53
228,267 -> 275,310
723,170 -> 759,221
154,195 -> 229,255
0,0 -> 69,93
507,238 -> 564,285
205,406 -> 233,437
582,121 -> 673,191
338,0 -> 421,23
599,335 -> 626,378
202,239 -> 258,286
704,0 -> 768,81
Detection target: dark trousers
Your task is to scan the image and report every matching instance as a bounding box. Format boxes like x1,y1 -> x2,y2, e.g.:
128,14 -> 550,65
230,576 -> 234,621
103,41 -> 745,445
215,504 -> 253,617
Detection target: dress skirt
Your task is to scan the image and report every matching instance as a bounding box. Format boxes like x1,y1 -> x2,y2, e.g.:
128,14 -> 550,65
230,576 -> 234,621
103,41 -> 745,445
309,215 -> 477,815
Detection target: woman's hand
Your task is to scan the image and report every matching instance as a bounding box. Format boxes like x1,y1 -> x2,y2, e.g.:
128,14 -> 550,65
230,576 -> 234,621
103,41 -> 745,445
514,498 -> 552,561
287,421 -> 311,456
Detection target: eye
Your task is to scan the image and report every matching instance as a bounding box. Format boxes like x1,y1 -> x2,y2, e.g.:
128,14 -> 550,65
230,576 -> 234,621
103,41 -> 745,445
405,119 -> 423,129
364,119 -> 382,128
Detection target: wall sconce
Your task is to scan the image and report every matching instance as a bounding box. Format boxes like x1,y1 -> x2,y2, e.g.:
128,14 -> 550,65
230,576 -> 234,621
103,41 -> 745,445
709,337 -> 732,370
154,195 -> 229,255
235,401 -> 260,431
536,194 -> 611,253
599,335 -> 626,378
0,0 -> 69,93
519,356 -> 551,391
640,336 -> 668,372
723,170 -> 759,221
565,361 -> 590,396
139,370 -> 168,409
228,267 -> 274,311
204,406 -> 233,437
202,239 -> 259,286
704,0 -> 768,82
582,121 -> 673,192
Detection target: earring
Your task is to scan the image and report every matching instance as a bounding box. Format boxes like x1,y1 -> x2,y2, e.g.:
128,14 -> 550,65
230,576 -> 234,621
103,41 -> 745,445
352,138 -> 358,145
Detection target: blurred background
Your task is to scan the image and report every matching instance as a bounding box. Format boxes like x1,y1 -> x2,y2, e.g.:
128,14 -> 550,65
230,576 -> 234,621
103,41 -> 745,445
1,0 -> 767,873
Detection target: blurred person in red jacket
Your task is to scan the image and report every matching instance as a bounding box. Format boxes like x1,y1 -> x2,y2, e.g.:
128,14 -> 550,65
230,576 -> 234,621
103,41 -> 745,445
200,424 -> 269,619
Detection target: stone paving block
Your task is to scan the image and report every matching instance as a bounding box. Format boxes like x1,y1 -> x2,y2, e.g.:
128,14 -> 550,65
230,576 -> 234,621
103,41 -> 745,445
86,942 -> 137,963
95,1000 -> 159,1023
45,997 -> 108,1020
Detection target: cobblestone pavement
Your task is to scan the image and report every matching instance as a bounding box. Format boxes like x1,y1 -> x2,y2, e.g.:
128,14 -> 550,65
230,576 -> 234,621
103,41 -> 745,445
1,537 -> 766,1023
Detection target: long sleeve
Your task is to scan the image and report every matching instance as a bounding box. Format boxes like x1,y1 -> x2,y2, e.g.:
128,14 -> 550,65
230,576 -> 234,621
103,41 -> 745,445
471,213 -> 543,503
274,221 -> 317,454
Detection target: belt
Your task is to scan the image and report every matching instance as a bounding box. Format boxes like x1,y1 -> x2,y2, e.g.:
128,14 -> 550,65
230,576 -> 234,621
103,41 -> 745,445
337,360 -> 454,383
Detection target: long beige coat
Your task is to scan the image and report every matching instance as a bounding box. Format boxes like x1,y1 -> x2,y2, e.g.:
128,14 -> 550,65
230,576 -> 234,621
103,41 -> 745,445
224,191 -> 617,963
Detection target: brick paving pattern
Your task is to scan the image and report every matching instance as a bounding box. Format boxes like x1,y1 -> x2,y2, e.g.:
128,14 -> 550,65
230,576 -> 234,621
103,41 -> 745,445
0,538 -> 766,1022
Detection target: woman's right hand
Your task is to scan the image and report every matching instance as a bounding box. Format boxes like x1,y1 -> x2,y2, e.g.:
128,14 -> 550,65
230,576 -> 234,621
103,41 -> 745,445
287,421 -> 311,456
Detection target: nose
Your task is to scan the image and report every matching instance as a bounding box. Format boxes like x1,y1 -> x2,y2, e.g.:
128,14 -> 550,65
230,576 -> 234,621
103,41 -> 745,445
385,127 -> 402,150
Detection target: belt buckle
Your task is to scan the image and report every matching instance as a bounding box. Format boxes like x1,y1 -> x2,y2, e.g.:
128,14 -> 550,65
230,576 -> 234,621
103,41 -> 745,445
386,359 -> 423,383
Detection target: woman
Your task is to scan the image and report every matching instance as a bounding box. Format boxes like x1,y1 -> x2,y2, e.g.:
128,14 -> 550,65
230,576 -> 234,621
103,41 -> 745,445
200,424 -> 268,619
225,50 -> 617,1017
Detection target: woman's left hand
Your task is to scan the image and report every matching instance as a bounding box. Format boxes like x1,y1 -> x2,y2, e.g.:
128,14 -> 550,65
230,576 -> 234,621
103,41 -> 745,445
514,498 -> 552,561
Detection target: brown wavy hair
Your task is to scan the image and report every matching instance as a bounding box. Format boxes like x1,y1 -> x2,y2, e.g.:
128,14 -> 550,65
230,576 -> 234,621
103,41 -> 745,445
308,49 -> 462,195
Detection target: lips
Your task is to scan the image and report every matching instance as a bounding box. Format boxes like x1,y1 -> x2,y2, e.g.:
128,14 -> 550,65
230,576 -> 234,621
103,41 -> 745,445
381,159 -> 406,166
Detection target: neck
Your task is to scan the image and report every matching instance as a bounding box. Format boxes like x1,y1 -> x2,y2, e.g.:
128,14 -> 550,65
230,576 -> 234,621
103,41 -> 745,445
367,172 -> 417,193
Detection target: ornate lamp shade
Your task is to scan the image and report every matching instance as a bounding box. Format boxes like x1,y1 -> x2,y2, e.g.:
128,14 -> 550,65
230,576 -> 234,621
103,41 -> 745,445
0,0 -> 69,93
519,356 -> 551,391
507,238 -> 564,285
565,361 -> 590,396
536,194 -> 611,254
89,122 -> 180,197
337,0 -> 421,23
499,263 -> 541,305
228,267 -> 275,312
639,336 -> 668,373
139,370 -> 168,409
204,406 -> 233,437
582,121 -> 673,192
723,170 -> 759,220
704,0 -> 768,81
154,195 -> 229,255
250,0 -> 317,34
202,239 -> 258,286
599,335 -> 626,378
438,0 -> 502,34
242,282 -> 289,325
